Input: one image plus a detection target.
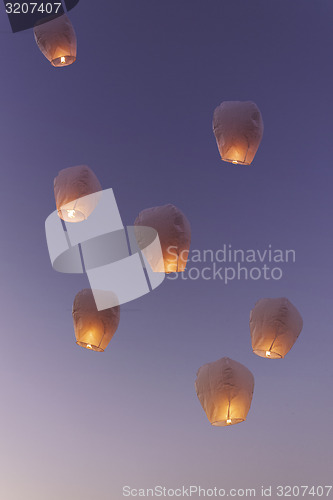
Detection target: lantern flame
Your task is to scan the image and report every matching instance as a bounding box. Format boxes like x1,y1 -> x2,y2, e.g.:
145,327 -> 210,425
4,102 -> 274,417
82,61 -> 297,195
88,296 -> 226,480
232,160 -> 238,164
226,419 -> 232,424
67,209 -> 76,219
86,344 -> 92,349
266,351 -> 271,357
61,56 -> 66,64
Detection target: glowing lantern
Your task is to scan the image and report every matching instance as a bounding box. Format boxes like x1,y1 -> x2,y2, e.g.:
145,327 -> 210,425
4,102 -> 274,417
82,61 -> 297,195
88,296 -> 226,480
34,14 -> 77,67
134,204 -> 191,273
195,357 -> 254,427
54,165 -> 102,222
72,289 -> 120,352
250,297 -> 303,359
213,101 -> 264,165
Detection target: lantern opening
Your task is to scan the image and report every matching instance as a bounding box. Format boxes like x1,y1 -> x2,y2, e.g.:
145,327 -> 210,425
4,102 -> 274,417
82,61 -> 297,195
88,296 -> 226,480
212,418 -> 245,427
52,55 -> 76,67
76,341 -> 104,352
222,157 -> 251,166
253,349 -> 282,359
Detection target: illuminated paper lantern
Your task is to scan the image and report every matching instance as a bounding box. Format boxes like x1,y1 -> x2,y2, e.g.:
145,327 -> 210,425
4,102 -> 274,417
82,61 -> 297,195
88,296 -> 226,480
54,165 -> 102,222
134,204 -> 191,273
195,357 -> 254,426
34,14 -> 77,67
250,297 -> 303,359
213,101 -> 264,165
72,289 -> 120,352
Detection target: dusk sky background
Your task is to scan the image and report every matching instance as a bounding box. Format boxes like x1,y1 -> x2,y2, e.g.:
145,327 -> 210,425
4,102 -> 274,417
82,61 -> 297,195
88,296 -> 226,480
0,1 -> 332,499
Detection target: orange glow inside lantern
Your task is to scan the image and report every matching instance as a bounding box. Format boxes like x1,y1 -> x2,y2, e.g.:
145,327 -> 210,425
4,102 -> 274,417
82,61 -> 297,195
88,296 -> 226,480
222,147 -> 252,166
75,327 -> 107,352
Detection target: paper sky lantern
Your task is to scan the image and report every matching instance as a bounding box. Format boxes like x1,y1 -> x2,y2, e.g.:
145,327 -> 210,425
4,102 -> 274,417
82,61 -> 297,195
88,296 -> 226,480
195,357 -> 254,427
54,165 -> 102,222
250,297 -> 303,359
213,101 -> 264,165
72,289 -> 120,352
34,14 -> 77,67
134,204 -> 191,273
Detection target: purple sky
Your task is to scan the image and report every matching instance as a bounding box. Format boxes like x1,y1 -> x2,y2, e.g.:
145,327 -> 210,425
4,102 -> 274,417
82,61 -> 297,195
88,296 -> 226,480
0,1 -> 332,499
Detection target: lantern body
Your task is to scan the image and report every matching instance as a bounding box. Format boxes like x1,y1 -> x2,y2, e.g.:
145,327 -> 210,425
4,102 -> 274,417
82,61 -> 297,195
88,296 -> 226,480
72,289 -> 120,352
213,101 -> 264,165
34,14 -> 77,67
195,357 -> 254,427
54,165 -> 102,222
250,297 -> 303,359
134,204 -> 191,273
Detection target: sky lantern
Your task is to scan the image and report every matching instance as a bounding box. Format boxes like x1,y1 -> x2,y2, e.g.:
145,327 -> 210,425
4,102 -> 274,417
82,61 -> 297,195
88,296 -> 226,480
54,165 -> 102,222
34,14 -> 77,67
134,204 -> 191,273
250,297 -> 303,359
195,357 -> 254,427
213,101 -> 264,165
72,289 -> 120,352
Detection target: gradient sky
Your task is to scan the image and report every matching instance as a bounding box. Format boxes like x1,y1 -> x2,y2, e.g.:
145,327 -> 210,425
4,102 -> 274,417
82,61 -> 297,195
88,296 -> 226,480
0,1 -> 332,499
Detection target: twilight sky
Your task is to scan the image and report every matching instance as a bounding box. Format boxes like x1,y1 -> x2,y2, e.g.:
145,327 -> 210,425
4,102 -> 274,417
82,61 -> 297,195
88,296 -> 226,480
0,1 -> 332,499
